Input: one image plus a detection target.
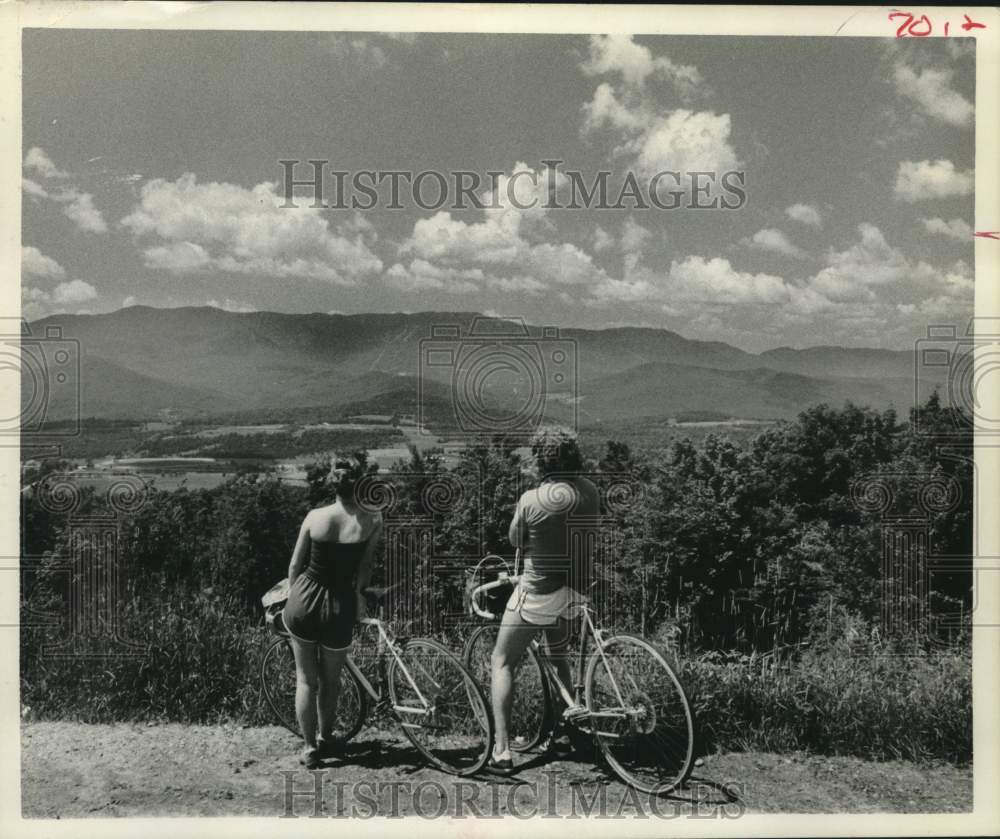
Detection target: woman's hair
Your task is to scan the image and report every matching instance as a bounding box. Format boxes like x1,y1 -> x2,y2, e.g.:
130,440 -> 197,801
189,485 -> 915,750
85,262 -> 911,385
330,458 -> 364,500
530,427 -> 583,478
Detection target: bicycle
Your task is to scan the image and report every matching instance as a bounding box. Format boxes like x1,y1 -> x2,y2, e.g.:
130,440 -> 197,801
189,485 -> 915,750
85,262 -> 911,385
260,581 -> 494,776
467,558 -> 696,794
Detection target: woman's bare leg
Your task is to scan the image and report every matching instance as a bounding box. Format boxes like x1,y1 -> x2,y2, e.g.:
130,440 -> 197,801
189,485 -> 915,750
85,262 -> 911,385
288,634 -> 321,751
490,611 -> 537,756
318,645 -> 350,741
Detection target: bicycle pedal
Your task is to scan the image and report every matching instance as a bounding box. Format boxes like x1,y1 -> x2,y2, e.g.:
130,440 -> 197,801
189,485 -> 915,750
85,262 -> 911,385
561,705 -> 590,722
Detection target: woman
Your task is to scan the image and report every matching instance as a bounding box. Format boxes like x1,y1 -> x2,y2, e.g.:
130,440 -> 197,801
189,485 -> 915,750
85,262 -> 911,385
282,459 -> 383,768
489,428 -> 599,774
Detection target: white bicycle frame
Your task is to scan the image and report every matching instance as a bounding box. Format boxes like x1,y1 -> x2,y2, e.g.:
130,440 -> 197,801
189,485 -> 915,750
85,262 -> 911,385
344,616 -> 433,722
469,563 -> 629,714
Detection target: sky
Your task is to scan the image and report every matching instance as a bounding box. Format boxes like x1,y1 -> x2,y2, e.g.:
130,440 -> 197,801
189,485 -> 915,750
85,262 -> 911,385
21,30 -> 975,352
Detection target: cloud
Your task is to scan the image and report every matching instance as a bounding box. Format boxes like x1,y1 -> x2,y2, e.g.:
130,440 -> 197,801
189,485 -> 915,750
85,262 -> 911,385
207,298 -> 257,313
21,148 -> 108,233
808,223 -> 910,302
747,228 -> 807,259
785,203 -> 822,228
24,279 -> 99,318
580,35 -> 737,180
921,218 -> 972,242
584,91 -> 738,177
23,146 -> 69,179
593,226 -> 615,252
22,178 -> 50,199
581,34 -> 703,98
620,217 -> 652,254
323,34 -> 389,69
893,63 -> 973,127
385,260 -> 481,293
894,159 -> 973,202
21,246 -> 66,278
398,162 -> 607,293
53,279 -> 98,304
144,241 -> 211,272
59,189 -> 108,233
921,217 -> 972,242
946,40 -> 976,61
592,255 -> 792,308
122,295 -> 138,308
803,224 -> 973,311
121,173 -> 383,284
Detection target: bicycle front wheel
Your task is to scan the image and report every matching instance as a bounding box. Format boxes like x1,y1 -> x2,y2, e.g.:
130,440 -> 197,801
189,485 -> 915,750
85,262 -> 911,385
387,638 -> 493,776
463,623 -> 550,752
260,637 -> 367,743
584,634 -> 695,794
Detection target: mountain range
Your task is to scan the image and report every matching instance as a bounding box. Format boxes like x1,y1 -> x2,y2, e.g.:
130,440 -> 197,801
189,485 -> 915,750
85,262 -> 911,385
23,307 -> 942,426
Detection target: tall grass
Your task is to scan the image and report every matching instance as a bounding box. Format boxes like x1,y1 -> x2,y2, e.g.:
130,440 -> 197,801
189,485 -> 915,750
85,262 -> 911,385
678,640 -> 971,764
21,596 -> 971,765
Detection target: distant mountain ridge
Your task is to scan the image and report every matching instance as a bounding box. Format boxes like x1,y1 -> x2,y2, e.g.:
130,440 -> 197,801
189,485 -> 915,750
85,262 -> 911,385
24,306 -> 939,424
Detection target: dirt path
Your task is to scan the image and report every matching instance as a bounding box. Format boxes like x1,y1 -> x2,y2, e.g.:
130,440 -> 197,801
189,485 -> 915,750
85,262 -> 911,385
21,722 -> 971,818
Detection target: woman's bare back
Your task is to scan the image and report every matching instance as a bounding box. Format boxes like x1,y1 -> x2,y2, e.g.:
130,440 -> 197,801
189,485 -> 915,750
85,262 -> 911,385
306,500 -> 379,544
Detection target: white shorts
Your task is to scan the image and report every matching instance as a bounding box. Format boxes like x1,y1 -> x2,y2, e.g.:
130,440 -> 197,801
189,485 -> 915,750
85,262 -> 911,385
504,584 -> 588,626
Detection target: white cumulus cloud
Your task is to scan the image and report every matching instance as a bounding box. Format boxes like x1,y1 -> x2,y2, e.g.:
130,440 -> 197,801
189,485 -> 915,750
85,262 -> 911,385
53,279 -> 98,305
894,159 -> 973,202
747,228 -> 806,259
580,35 -> 737,181
207,298 -> 257,313
893,63 -> 973,128
22,246 -> 66,278
785,203 -> 822,228
121,173 -> 383,284
23,146 -> 69,179
921,217 -> 972,242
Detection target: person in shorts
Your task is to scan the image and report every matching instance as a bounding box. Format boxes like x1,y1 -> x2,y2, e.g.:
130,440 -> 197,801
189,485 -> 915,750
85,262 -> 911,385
488,428 -> 599,774
282,459 -> 382,769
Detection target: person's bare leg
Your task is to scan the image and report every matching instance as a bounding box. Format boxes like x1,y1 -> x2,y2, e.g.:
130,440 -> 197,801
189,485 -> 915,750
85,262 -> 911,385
543,618 -> 577,707
490,613 -> 536,757
288,635 -> 321,751
318,645 -> 349,743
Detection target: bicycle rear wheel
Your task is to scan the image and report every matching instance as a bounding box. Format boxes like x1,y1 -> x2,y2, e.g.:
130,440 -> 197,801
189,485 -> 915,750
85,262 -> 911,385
387,638 -> 493,776
584,634 -> 695,794
260,636 -> 367,743
463,623 -> 549,752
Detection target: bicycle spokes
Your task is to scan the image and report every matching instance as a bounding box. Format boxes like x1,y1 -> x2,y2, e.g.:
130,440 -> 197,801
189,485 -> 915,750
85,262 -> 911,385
585,635 -> 695,795
387,638 -> 492,776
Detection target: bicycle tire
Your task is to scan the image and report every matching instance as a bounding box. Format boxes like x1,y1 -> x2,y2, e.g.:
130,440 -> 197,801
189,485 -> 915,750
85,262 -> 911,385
260,636 -> 368,743
463,623 -> 550,753
584,634 -> 695,795
387,637 -> 493,776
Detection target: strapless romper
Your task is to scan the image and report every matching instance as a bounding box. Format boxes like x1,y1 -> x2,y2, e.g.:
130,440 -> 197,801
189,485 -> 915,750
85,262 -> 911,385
282,539 -> 367,650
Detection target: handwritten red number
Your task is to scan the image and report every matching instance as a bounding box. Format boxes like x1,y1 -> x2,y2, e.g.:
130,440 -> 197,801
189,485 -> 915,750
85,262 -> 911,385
889,11 -> 914,37
944,21 -> 950,36
961,14 -> 986,32
889,11 -> 932,37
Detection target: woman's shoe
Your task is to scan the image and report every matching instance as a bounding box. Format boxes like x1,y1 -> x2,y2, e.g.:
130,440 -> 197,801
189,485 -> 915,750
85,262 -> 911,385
316,736 -> 347,759
484,747 -> 515,776
299,746 -> 322,770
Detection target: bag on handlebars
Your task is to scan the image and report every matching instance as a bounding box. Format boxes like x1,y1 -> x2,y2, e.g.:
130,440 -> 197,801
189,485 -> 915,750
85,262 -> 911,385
261,577 -> 290,636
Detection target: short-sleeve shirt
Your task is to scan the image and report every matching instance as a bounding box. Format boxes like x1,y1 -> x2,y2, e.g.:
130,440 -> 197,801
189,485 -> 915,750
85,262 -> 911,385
512,476 -> 600,595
